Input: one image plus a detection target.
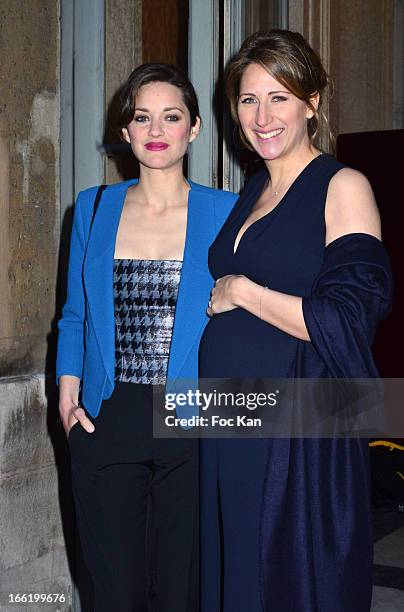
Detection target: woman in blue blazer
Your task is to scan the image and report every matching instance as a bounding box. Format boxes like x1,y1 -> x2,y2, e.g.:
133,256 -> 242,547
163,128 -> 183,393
56,63 -> 237,612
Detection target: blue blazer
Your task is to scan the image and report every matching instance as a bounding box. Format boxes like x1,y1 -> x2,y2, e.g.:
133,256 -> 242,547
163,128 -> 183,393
56,179 -> 238,418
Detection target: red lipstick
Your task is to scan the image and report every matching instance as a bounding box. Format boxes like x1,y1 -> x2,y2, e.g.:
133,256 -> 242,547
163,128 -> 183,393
145,142 -> 169,151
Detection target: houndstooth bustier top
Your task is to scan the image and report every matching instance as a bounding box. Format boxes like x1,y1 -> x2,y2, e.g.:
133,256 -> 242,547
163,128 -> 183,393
113,259 -> 182,384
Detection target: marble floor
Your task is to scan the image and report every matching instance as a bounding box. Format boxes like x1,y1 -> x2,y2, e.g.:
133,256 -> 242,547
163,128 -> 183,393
371,505 -> 404,611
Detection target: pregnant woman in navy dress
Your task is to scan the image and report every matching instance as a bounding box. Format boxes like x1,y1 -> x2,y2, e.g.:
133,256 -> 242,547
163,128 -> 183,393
199,31 -> 393,611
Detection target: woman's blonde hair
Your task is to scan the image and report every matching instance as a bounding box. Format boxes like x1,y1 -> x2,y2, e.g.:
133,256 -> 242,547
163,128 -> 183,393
225,29 -> 332,150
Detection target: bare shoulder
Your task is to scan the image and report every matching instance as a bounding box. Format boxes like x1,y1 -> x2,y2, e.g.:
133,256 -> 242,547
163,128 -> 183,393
325,167 -> 381,245
328,167 -> 375,198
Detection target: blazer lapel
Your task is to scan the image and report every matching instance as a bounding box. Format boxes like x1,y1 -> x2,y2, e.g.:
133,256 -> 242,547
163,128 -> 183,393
167,184 -> 216,382
83,180 -> 137,383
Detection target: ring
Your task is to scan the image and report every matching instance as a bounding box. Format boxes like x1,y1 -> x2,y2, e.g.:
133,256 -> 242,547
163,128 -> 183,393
208,300 -> 212,308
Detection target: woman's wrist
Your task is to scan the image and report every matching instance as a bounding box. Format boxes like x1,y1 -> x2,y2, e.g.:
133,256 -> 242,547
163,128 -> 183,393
230,275 -> 254,308
59,375 -> 80,408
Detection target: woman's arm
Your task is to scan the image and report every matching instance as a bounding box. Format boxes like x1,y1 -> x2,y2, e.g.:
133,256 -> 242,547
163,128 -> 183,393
56,191 -> 87,378
324,168 -> 381,245
208,275 -> 310,340
207,168 -> 381,341
56,189 -> 97,434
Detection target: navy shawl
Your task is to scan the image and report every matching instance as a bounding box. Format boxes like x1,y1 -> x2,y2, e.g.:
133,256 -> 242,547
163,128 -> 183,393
260,233 -> 393,612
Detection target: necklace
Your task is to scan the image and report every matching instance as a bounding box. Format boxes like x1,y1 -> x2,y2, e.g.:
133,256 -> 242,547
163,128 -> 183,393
270,175 -> 298,197
268,178 -> 293,197
271,184 -> 289,197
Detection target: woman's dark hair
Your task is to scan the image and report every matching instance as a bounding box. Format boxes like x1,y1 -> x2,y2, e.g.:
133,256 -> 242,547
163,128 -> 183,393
115,63 -> 200,138
225,29 -> 332,149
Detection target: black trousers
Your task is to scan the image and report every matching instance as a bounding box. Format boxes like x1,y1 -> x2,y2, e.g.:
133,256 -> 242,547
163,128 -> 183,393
68,383 -> 199,612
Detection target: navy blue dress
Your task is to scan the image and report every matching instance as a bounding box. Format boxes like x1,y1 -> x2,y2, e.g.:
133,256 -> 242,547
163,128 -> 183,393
199,154 -> 365,611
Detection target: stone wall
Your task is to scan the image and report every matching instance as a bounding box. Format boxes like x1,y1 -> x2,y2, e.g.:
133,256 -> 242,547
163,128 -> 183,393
328,0 -> 394,135
288,0 -> 396,148
0,1 -> 60,376
0,378 -> 73,612
0,2 -> 73,610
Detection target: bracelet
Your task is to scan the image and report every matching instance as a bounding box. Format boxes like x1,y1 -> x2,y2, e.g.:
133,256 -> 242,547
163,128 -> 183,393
259,286 -> 269,320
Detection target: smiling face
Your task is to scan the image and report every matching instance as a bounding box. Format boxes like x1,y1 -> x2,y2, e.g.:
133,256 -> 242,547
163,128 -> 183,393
122,81 -> 200,172
237,63 -> 317,162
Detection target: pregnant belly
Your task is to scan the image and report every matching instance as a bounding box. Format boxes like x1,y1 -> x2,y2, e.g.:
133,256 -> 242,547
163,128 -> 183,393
199,308 -> 297,379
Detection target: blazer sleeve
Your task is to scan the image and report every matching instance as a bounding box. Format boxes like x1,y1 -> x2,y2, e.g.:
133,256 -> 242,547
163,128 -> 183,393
56,190 -> 91,382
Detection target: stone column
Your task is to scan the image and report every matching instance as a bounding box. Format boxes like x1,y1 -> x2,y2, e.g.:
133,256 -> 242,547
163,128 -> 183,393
0,3 -> 73,610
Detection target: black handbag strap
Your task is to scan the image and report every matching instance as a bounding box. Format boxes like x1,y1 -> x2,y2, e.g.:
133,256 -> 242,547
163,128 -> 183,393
90,184 -> 107,233
84,184 -> 107,258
